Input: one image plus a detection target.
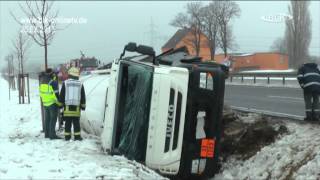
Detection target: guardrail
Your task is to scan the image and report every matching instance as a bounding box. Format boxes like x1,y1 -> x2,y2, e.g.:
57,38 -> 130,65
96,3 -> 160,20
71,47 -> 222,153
229,72 -> 297,85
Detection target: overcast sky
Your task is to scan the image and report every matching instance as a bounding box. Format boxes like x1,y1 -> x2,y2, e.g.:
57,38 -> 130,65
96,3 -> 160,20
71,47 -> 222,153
0,1 -> 319,69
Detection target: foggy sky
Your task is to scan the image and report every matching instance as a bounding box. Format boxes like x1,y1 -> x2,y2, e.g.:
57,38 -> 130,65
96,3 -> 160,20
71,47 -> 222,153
0,1 -> 319,70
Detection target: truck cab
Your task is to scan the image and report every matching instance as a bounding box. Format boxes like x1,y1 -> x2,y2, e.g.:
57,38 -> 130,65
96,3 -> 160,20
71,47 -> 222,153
100,43 -> 226,178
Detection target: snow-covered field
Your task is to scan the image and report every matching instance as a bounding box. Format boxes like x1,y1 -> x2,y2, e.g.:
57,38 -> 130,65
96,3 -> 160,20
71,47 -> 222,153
0,77 -> 164,179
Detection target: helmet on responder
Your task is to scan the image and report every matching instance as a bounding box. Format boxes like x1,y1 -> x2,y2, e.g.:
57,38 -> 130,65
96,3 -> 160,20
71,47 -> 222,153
68,67 -> 80,77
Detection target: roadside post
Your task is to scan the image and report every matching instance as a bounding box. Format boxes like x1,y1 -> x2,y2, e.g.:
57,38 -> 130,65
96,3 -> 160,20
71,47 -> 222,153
18,73 -> 30,104
38,73 -> 45,132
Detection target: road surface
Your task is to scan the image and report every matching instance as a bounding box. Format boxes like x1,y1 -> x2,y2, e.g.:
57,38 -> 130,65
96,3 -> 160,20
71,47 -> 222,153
224,84 -> 305,119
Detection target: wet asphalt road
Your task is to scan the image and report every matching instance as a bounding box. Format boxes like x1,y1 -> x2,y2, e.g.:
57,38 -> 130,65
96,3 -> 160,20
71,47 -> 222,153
224,84 -> 305,119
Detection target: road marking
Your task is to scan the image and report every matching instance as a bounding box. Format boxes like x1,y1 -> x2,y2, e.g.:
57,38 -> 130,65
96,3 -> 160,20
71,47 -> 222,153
230,105 -> 304,120
268,95 -> 303,101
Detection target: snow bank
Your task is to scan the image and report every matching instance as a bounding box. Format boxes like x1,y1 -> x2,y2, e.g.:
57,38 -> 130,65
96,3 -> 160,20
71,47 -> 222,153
214,120 -> 320,179
0,77 -> 164,179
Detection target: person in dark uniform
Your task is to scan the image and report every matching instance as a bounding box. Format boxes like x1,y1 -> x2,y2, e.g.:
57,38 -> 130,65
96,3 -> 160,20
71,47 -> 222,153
59,67 -> 86,141
297,62 -> 320,122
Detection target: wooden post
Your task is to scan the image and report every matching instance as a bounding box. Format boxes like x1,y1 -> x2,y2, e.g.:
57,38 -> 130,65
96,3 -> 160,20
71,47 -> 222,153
39,74 -> 45,132
22,74 -> 25,104
57,75 -> 62,130
27,74 -> 30,104
18,74 -> 21,104
7,60 -> 10,100
8,81 -> 11,101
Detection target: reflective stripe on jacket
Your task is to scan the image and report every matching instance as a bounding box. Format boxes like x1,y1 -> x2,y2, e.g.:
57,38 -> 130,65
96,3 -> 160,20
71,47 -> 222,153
63,105 -> 81,117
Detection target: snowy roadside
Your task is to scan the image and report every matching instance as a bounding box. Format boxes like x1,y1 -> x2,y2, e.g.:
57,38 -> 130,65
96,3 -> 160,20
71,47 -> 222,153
214,115 -> 320,180
2,75 -> 320,180
0,77 -> 164,179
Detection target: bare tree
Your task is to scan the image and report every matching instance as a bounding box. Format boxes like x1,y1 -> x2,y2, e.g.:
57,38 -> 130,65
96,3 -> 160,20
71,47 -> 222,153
285,1 -> 312,68
270,37 -> 287,54
5,54 -> 14,77
170,2 -> 204,56
201,2 -> 220,60
11,0 -> 60,70
3,54 -> 16,90
216,1 -> 241,57
12,31 -> 30,98
12,31 -> 30,75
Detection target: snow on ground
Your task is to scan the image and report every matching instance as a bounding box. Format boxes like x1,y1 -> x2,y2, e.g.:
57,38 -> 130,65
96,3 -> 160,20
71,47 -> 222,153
0,77 -> 164,179
214,118 -> 320,180
2,75 -> 320,180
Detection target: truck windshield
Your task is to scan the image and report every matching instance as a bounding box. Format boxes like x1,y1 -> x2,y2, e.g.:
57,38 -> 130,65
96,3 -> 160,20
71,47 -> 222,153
114,61 -> 153,162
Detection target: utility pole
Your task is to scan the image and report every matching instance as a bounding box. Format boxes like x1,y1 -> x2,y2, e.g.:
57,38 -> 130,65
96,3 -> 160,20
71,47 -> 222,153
148,17 -> 156,47
8,57 -> 11,100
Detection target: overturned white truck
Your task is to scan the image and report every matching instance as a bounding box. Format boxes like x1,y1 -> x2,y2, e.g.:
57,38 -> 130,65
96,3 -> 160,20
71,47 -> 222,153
81,43 -> 227,178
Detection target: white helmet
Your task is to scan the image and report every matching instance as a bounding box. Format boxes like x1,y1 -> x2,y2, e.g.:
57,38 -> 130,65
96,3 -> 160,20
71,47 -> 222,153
68,67 -> 80,77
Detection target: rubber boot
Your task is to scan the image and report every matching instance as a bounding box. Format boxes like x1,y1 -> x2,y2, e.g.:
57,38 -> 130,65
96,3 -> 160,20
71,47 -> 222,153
304,112 -> 313,121
74,135 -> 83,141
65,135 -> 71,141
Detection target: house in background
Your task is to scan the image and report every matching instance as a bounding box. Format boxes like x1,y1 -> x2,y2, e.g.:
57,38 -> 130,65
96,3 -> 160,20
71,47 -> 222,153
214,53 -> 289,72
162,28 -> 211,60
162,28 -> 289,72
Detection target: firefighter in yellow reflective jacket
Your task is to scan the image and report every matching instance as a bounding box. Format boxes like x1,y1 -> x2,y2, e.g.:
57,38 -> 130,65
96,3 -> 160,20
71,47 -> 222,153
39,68 -> 62,140
59,67 -> 86,141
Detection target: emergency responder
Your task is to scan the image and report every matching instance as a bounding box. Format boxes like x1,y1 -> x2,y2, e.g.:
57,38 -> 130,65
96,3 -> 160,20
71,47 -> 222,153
297,62 -> 320,121
39,68 -> 62,139
59,67 -> 86,141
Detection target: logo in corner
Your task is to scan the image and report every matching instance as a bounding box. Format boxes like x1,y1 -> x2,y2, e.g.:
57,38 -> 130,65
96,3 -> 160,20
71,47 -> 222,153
261,13 -> 293,23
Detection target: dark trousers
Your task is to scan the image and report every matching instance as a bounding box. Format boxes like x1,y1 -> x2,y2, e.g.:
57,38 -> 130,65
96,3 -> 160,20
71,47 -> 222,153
304,91 -> 320,120
44,105 -> 58,138
64,117 -> 81,138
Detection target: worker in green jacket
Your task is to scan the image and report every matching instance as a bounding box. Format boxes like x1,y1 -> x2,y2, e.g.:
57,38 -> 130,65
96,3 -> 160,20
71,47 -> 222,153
39,68 -> 62,140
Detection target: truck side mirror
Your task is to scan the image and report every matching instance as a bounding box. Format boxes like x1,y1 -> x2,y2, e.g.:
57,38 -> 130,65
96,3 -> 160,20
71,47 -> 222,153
125,42 -> 137,52
136,45 -> 154,56
119,42 -> 137,60
119,42 -> 159,65
136,45 -> 158,65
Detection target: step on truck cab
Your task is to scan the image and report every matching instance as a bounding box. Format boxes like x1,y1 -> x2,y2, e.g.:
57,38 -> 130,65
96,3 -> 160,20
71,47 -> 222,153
100,43 -> 226,178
